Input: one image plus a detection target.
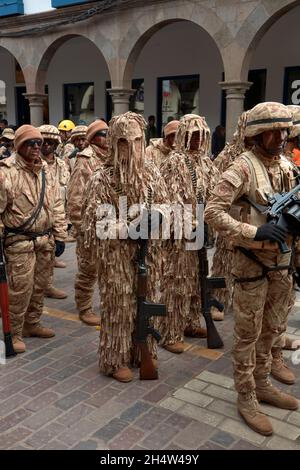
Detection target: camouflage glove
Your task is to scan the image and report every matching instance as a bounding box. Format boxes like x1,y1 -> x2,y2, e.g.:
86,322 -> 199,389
55,240 -> 65,257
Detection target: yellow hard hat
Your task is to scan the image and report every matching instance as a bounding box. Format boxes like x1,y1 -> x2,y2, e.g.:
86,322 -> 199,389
58,119 -> 75,132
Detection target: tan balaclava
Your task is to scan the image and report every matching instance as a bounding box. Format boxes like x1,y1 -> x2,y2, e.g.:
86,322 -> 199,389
108,111 -> 147,187
175,114 -> 210,155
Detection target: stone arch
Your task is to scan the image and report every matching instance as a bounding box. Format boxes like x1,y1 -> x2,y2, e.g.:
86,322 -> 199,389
237,0 -> 300,81
116,2 -> 227,87
34,33 -> 112,94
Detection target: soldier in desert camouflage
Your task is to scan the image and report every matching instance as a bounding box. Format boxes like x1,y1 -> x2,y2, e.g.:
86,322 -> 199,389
0,125 -> 67,353
145,120 -> 179,168
39,124 -> 70,298
67,120 -> 108,326
205,102 -> 299,436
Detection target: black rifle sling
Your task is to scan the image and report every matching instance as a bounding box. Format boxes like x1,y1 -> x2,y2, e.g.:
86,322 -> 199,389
236,246 -> 292,283
6,168 -> 46,235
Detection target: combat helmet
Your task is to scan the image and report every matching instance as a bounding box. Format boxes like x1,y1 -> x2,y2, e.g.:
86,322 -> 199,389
286,105 -> 300,138
245,102 -> 293,138
70,125 -> 88,142
39,124 -> 61,143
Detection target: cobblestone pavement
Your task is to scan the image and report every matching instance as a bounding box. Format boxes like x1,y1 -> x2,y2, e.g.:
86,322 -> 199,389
0,243 -> 300,450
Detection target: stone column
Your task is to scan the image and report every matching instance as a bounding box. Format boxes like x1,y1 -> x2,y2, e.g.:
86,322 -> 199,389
107,88 -> 135,116
219,81 -> 252,141
23,92 -> 47,126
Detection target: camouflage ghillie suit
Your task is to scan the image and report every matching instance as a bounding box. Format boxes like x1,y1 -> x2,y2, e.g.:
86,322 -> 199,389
211,112 -> 249,318
67,142 -> 107,321
0,133 -> 67,344
158,114 -> 219,349
145,138 -> 171,168
82,112 -> 168,378
205,102 -> 299,436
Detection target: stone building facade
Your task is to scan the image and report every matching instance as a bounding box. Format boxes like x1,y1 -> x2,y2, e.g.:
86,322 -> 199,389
0,0 -> 299,138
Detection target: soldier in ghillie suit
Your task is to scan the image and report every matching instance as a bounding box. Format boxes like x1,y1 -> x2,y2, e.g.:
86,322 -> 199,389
158,114 -> 219,354
210,111 -> 250,321
145,120 -> 180,168
81,112 -> 168,382
67,119 -> 108,326
205,102 -> 299,437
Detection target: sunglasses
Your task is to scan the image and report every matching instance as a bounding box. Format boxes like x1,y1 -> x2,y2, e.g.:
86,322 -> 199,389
24,139 -> 43,147
94,130 -> 107,137
43,139 -> 56,145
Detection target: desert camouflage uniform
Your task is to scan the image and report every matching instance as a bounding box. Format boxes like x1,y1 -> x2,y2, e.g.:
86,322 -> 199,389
0,153 -> 67,336
146,138 -> 171,168
45,156 -> 70,290
158,114 -> 219,346
82,112 -> 168,375
67,144 -> 107,317
204,102 -> 299,393
211,112 -> 249,316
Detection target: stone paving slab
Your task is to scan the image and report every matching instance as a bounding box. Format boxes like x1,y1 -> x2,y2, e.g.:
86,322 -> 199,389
0,243 -> 299,450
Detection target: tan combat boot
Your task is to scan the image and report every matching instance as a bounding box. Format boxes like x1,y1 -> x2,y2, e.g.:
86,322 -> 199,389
256,378 -> 299,410
211,306 -> 224,321
184,326 -> 207,338
237,391 -> 273,436
54,258 -> 66,268
23,323 -> 55,338
12,336 -> 26,354
45,286 -> 68,299
79,311 -> 100,326
112,366 -> 133,383
271,348 -> 295,385
163,342 -> 185,354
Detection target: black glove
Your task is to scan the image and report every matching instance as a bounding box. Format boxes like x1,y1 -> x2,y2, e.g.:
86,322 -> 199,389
293,267 -> 300,288
55,240 -> 65,258
254,223 -> 287,243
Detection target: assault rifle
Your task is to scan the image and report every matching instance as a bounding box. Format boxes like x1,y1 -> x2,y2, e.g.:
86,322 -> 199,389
135,219 -> 166,380
246,181 -> 300,254
266,182 -> 300,253
0,238 -> 16,358
198,240 -> 225,349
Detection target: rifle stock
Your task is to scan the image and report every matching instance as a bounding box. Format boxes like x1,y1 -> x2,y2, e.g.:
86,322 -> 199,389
198,247 -> 224,349
135,240 -> 166,380
0,239 -> 16,358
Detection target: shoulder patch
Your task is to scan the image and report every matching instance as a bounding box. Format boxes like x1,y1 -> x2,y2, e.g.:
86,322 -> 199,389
222,169 -> 243,188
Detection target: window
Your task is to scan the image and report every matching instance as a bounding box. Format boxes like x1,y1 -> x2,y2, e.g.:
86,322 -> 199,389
0,80 -> 7,120
0,0 -> 24,17
157,75 -> 200,136
64,82 -> 94,125
283,67 -> 300,105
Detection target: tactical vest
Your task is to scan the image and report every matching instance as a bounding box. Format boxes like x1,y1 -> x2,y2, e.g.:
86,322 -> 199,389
232,151 -> 295,252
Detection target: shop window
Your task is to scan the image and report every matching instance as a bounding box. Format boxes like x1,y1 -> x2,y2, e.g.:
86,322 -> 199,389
64,82 -> 94,125
0,0 -> 24,17
283,66 -> 300,105
157,75 -> 200,136
0,80 -> 7,120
